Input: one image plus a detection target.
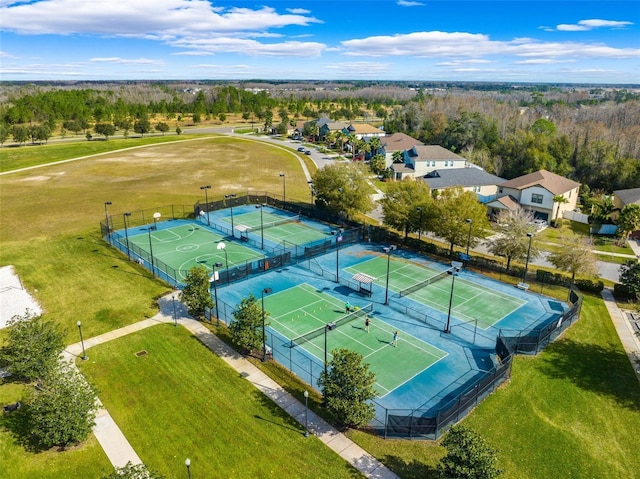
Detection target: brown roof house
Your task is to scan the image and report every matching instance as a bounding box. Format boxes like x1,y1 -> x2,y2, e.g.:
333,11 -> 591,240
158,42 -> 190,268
381,132 -> 424,168
486,169 -> 581,222
613,187 -> 640,239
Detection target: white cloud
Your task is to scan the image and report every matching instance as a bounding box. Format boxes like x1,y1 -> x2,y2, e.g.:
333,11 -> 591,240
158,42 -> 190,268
515,58 -> 576,65
436,59 -> 492,66
397,1 -> 424,6
286,8 -> 310,14
171,37 -> 326,57
341,31 -> 640,60
89,57 -> 165,65
555,19 -> 633,31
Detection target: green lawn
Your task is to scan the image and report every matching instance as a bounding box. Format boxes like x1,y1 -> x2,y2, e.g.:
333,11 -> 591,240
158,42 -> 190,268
78,324 -> 362,478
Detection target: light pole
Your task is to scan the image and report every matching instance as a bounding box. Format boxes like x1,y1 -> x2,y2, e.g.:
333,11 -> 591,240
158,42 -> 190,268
76,320 -> 87,360
185,458 -> 191,479
104,201 -> 112,244
279,173 -> 286,209
225,194 -> 236,235
210,262 -> 222,326
303,390 -> 309,437
261,287 -> 272,362
324,322 -> 336,375
465,218 -> 473,256
217,242 -> 229,271
308,181 -> 314,206
123,212 -> 132,260
334,228 -> 344,283
255,204 -> 265,249
417,207 -> 423,242
147,226 -> 156,278
523,232 -> 534,284
444,265 -> 461,334
200,185 -> 211,226
172,294 -> 177,327
383,245 -> 397,305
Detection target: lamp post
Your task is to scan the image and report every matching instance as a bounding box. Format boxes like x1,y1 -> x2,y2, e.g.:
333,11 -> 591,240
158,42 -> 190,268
255,204 -> 265,249
444,265 -> 461,334
308,181 -> 315,206
172,295 -> 177,327
225,194 -> 236,235
465,218 -> 473,256
279,173 -> 286,209
147,226 -> 156,279
261,287 -> 272,362
324,322 -> 336,375
334,228 -> 344,283
200,185 -> 211,226
76,320 -> 87,360
185,458 -> 191,479
217,242 -> 229,271
210,262 -> 223,326
123,212 -> 132,260
523,232 -> 534,284
383,245 -> 397,305
416,207 -> 423,242
104,201 -> 112,244
153,211 -> 161,230
303,390 -> 309,437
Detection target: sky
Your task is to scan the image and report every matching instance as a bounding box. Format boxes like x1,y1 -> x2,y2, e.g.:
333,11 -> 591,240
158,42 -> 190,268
0,0 -> 638,84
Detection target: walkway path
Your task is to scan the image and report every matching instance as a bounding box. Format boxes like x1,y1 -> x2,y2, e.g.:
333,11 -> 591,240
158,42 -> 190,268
64,293 -> 398,479
601,288 -> 640,382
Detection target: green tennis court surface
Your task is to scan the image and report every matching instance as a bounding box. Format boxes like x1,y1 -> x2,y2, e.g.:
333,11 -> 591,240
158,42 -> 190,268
123,223 -> 265,281
346,256 -> 526,329
265,284 -> 447,396
221,211 -> 329,245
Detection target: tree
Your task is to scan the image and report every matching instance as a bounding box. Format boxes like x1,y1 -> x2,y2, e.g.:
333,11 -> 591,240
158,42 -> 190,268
619,261 -> 640,301
28,361 -> 98,449
11,125 -> 29,145
552,194 -> 569,226
133,119 -> 151,137
317,348 -> 376,428
312,163 -> 374,218
175,126 -> 182,135
155,122 -> 170,135
101,462 -> 164,479
616,204 -> 640,242
432,188 -> 490,254
369,154 -> 386,175
547,233 -> 599,293
0,311 -> 65,381
380,180 -> 432,238
486,208 -> 539,271
94,122 -> 116,140
230,294 -> 267,355
181,265 -> 213,320
438,425 -> 502,479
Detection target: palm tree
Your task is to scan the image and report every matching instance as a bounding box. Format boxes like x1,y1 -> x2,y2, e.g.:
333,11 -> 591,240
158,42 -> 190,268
552,194 -> 569,226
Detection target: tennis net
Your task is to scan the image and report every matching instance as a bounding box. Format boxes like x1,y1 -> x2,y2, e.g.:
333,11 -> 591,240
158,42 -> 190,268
248,215 -> 300,232
290,303 -> 373,348
399,268 -> 452,297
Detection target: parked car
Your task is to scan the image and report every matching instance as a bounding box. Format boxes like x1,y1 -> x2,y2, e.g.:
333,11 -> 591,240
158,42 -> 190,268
304,150 -> 312,155
297,147 -> 306,152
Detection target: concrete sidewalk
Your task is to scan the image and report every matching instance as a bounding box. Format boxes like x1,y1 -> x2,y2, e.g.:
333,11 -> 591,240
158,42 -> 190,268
601,288 -> 640,382
65,293 -> 398,478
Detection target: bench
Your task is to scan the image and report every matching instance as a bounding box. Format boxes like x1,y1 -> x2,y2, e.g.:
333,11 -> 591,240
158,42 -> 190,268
632,320 -> 640,337
516,282 -> 530,291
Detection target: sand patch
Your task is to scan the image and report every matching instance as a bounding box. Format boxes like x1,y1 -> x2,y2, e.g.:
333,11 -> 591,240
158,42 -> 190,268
0,265 -> 43,328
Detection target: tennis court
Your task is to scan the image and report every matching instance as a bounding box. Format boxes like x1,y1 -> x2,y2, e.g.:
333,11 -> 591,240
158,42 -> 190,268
219,210 -> 330,245
265,283 -> 447,396
121,223 -> 266,281
346,256 -> 526,329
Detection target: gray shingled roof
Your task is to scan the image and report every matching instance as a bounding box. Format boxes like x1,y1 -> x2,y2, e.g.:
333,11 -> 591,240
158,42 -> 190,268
614,187 -> 640,206
410,145 -> 466,161
421,168 -> 505,189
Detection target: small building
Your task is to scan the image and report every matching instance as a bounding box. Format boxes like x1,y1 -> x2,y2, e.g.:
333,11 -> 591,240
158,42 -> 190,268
613,187 -> 640,239
391,145 -> 468,180
380,133 -> 424,168
421,167 -> 506,203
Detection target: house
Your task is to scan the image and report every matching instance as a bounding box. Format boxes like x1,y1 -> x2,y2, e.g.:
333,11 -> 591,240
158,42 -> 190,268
488,170 -> 581,222
300,117 -> 349,141
380,132 -> 423,168
342,123 -> 385,140
391,145 -> 469,180
613,187 -> 640,239
421,167 -> 506,203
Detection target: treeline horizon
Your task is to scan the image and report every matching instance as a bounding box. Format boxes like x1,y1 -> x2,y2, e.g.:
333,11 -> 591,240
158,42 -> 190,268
1,81 -> 638,194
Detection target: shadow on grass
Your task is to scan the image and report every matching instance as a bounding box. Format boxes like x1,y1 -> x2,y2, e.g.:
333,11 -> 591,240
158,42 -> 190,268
0,404 -> 50,453
537,338 -> 640,411
376,455 -> 439,479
